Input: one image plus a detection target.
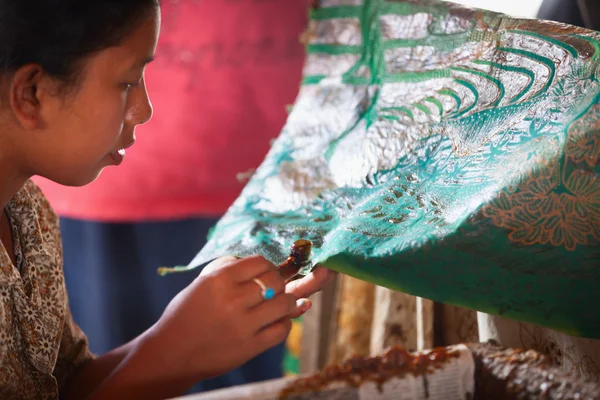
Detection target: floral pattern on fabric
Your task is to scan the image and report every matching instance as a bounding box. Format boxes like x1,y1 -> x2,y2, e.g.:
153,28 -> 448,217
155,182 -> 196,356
0,181 -> 93,399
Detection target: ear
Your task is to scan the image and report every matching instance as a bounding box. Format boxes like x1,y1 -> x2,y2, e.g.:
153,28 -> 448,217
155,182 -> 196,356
8,64 -> 45,130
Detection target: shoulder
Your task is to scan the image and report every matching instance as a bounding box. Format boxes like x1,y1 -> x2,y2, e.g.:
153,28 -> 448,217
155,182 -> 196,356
18,180 -> 61,244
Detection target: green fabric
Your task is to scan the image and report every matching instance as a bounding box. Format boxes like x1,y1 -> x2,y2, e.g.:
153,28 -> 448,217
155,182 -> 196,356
184,0 -> 600,338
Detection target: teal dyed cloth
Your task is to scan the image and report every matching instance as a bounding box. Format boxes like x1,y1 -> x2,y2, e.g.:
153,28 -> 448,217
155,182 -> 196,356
185,0 -> 600,338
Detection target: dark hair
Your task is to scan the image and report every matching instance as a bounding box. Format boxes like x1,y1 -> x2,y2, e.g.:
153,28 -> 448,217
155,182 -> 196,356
0,0 -> 159,86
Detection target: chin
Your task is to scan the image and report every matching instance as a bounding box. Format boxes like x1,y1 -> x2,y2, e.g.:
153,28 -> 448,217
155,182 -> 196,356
49,168 -> 105,188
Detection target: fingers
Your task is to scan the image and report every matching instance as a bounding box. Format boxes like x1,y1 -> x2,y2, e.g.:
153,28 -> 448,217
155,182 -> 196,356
253,318 -> 293,356
223,255 -> 277,283
285,267 -> 337,299
288,298 -> 312,319
248,299 -> 311,356
241,269 -> 286,308
248,292 -> 297,331
199,256 -> 240,277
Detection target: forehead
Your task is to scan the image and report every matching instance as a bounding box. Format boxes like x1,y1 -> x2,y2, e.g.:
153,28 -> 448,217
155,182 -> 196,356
118,7 -> 161,59
84,7 -> 161,75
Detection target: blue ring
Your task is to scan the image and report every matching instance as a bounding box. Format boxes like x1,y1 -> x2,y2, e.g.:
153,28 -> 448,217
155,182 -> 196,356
264,288 -> 276,300
253,278 -> 275,301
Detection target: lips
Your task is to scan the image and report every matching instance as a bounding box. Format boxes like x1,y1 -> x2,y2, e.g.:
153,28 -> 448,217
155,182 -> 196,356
109,139 -> 135,166
116,139 -> 136,156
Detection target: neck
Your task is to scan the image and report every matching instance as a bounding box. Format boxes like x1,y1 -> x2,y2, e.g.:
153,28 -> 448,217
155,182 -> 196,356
0,118 -> 32,211
0,145 -> 29,212
0,170 -> 28,212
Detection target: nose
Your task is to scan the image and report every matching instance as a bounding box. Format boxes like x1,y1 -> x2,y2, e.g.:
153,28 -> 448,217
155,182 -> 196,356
127,77 -> 153,126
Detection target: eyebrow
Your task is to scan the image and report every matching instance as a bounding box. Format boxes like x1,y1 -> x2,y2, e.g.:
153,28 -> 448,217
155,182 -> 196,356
132,55 -> 155,70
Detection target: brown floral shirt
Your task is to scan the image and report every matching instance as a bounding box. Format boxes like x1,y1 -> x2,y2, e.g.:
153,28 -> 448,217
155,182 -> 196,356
0,181 -> 93,399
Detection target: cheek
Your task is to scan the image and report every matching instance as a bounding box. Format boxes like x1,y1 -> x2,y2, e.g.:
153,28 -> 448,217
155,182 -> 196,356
85,93 -> 128,138
55,96 -> 127,162
93,92 -> 128,128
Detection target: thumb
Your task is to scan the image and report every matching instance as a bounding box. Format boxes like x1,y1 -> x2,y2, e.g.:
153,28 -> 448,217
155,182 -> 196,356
289,298 -> 312,319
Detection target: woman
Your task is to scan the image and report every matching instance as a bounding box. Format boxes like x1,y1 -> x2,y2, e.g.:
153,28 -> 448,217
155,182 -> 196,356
0,1 -> 331,398
33,0 -> 309,391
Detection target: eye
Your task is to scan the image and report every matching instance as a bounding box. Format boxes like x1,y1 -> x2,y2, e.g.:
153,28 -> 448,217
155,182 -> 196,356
122,78 -> 143,91
123,82 -> 139,90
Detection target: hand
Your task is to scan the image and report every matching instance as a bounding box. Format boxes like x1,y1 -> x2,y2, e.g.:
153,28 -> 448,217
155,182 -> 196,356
147,255 -> 301,382
285,267 -> 337,318
285,266 -> 336,299
202,256 -> 337,319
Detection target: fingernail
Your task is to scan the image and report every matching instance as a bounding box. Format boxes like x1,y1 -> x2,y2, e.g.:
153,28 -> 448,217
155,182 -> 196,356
297,299 -> 311,313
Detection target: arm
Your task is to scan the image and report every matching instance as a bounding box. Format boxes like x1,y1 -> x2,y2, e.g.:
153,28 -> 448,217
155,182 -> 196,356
62,259 -> 335,399
61,256 -> 333,399
62,337 -> 141,400
64,327 -> 200,400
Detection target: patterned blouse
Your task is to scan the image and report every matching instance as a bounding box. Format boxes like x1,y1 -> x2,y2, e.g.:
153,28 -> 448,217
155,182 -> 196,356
0,181 -> 93,399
